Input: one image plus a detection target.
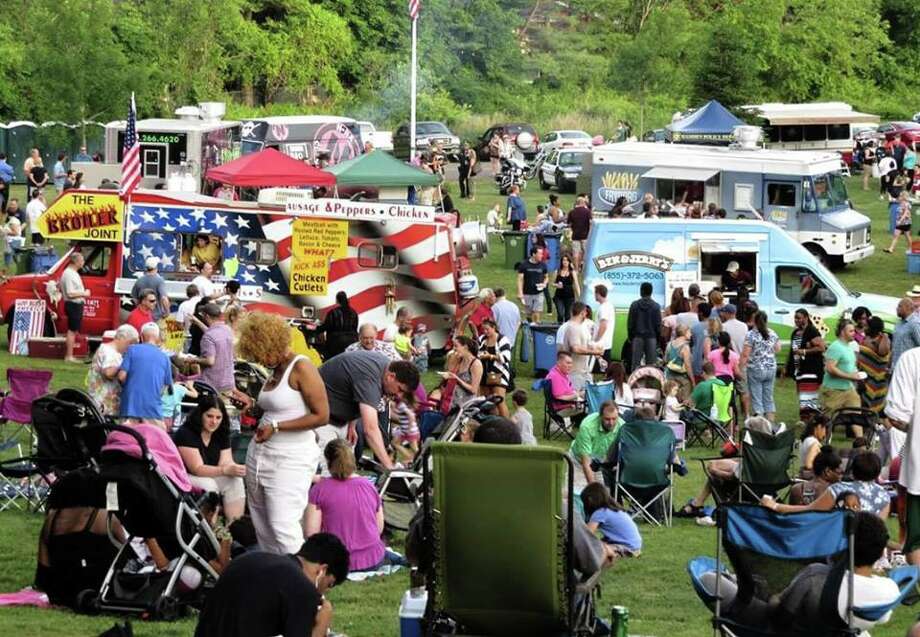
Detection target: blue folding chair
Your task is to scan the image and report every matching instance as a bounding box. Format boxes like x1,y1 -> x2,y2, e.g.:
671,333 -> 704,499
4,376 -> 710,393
687,504 -> 918,636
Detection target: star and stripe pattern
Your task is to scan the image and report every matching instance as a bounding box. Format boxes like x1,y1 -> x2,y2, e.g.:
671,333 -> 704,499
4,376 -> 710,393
123,202 -> 458,348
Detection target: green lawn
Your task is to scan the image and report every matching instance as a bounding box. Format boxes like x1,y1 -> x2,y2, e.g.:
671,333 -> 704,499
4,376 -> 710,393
0,175 -> 916,636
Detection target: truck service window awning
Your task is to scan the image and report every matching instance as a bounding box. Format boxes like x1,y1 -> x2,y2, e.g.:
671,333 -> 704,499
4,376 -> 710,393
698,241 -> 760,254
641,166 -> 719,181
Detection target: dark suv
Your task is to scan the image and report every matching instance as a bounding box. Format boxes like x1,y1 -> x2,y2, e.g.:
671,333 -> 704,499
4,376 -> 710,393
475,123 -> 540,160
392,121 -> 460,160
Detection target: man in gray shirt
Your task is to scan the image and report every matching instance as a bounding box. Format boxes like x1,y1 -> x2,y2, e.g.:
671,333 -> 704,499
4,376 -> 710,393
131,256 -> 170,320
490,288 -> 522,345
892,297 -> 920,370
60,252 -> 90,362
318,350 -> 420,471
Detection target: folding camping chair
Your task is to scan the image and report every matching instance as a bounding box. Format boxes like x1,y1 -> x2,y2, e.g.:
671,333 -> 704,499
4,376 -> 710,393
421,442 -> 602,636
688,504 -> 918,637
0,369 -> 53,511
538,379 -> 583,440
684,408 -> 732,448
828,408 -> 878,447
611,420 -> 676,527
704,427 -> 796,505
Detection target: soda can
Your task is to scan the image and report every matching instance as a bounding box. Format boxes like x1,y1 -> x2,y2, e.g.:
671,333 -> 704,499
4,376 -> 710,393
611,605 -> 629,637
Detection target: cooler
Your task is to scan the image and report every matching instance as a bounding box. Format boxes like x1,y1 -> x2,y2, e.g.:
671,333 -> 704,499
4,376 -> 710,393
27,335 -> 88,358
503,231 -> 528,268
909,253 -> 920,274
526,232 -> 562,272
530,323 -> 561,376
398,588 -> 427,637
30,246 -> 57,273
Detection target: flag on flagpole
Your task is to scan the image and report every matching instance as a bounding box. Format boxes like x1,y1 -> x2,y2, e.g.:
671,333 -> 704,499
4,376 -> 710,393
409,0 -> 420,20
120,93 -> 141,198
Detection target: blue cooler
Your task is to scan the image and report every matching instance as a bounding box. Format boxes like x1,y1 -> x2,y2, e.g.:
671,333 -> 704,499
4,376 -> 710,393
526,232 -> 562,272
531,323 -> 561,376
31,247 -> 57,273
908,253 -> 920,274
399,588 -> 427,637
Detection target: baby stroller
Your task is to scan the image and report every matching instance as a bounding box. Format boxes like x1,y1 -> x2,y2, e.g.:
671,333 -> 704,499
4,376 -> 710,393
374,395 -> 502,531
628,366 -> 665,413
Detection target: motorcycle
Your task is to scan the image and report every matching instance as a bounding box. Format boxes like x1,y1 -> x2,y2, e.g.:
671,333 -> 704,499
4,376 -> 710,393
496,155 -> 528,195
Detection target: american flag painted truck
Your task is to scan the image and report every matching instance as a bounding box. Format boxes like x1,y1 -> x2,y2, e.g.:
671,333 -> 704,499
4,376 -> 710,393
0,190 -> 487,350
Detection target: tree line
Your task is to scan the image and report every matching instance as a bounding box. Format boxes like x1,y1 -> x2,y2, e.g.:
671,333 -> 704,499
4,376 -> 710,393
0,0 -> 916,138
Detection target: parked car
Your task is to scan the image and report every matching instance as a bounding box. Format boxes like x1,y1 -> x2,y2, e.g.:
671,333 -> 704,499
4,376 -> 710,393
393,121 -> 460,160
357,121 -> 393,151
539,149 -> 589,193
876,121 -> 920,144
475,123 -> 540,161
540,130 -> 592,153
642,128 -> 668,143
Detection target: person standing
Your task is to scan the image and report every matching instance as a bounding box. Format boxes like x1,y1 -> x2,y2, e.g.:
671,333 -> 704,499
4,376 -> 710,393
858,316 -> 891,414
552,255 -> 579,323
26,190 -> 46,245
52,152 -> 67,193
383,306 -> 410,342
820,320 -> 864,424
194,304 -> 236,393
117,323 -> 174,426
488,129 -> 502,175
478,319 -> 513,418
491,288 -> 522,346
862,141 -> 876,191
592,284 -> 615,360
627,282 -> 661,369
74,145 -> 92,163
60,252 -> 90,363
567,196 -> 592,271
237,312 -> 330,554
23,148 -> 40,200
131,256 -> 171,320
86,324 -> 138,415
560,302 -> 602,390
0,153 -> 13,212
28,157 -> 48,204
457,142 -> 477,200
892,298 -> 920,372
126,289 -> 157,334
506,184 -> 526,231
191,261 -> 217,298
516,247 -> 548,323
313,291 -> 358,359
739,311 -> 780,421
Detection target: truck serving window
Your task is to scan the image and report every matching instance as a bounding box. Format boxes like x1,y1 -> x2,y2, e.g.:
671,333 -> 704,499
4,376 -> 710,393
357,242 -> 398,270
766,183 -> 796,207
803,125 -> 826,142
827,124 -> 850,140
239,239 -> 277,266
698,242 -> 757,294
776,267 -> 836,306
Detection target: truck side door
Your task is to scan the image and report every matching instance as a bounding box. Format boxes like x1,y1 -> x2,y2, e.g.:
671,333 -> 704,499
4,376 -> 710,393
76,243 -> 119,335
771,264 -> 839,351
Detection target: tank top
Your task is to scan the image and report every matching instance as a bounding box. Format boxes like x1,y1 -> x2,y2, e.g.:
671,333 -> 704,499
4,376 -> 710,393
257,354 -> 316,448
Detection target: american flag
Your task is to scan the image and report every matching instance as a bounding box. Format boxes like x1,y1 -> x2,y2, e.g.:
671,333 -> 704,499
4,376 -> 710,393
120,92 -> 141,197
409,0 -> 420,20
9,299 -> 46,356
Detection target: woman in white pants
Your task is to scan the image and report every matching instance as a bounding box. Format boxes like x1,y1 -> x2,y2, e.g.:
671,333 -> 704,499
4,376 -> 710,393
238,313 -> 330,554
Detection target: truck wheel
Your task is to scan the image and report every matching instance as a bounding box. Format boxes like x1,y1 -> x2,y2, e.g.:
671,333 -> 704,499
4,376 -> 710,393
804,244 -> 829,267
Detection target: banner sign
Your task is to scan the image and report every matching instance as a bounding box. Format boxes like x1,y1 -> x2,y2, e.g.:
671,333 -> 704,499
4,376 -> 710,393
285,198 -> 436,224
37,192 -> 124,242
161,317 -> 186,354
9,299 -> 46,355
289,219 -> 349,295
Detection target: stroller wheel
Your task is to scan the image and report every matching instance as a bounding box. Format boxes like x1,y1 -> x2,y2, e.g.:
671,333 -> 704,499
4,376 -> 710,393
153,595 -> 180,621
76,589 -> 99,615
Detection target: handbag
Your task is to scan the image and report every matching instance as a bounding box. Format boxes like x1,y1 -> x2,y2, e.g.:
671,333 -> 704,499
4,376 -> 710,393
666,360 -> 686,374
485,371 -> 503,386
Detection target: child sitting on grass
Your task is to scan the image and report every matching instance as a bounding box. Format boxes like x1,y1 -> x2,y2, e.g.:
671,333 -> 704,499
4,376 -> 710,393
581,482 -> 642,562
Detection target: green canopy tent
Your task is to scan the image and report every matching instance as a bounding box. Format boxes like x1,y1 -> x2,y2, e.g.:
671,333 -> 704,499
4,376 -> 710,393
325,149 -> 440,188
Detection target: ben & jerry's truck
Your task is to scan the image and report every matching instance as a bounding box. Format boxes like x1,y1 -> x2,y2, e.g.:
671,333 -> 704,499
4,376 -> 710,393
0,190 -> 487,350
587,141 -> 874,267
581,217 -> 898,361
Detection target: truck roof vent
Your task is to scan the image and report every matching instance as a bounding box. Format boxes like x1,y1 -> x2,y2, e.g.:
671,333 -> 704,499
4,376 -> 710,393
732,125 -> 762,150
198,102 -> 226,122
174,106 -> 200,121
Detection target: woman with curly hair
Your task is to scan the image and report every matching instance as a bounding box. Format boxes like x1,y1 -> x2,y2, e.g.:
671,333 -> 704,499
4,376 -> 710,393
237,312 -> 330,554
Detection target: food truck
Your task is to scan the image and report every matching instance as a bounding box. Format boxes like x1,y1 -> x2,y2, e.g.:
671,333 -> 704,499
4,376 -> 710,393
588,141 -> 874,267
240,116 -> 363,166
0,190 -> 487,351
581,217 -> 898,360
103,102 -> 240,193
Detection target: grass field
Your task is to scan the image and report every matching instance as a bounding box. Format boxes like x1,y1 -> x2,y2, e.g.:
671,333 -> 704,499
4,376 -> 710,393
0,175 -> 916,636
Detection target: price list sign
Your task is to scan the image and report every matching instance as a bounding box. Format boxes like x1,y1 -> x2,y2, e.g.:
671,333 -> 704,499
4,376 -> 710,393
289,219 -> 348,295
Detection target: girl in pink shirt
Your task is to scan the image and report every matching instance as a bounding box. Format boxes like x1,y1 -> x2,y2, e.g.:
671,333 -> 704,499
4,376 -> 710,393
707,331 -> 740,379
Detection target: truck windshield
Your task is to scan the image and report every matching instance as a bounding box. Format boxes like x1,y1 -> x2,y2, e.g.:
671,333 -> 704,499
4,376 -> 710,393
559,153 -> 585,167
241,140 -> 263,155
811,172 -> 849,213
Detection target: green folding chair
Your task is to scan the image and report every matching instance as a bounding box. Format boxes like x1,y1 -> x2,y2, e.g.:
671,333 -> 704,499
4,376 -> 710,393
738,427 -> 796,502
422,442 -> 600,636
611,420 -> 676,527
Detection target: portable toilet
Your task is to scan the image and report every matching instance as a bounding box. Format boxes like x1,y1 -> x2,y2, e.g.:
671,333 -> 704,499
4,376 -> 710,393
0,123 -> 8,162
36,122 -> 76,171
6,121 -> 37,182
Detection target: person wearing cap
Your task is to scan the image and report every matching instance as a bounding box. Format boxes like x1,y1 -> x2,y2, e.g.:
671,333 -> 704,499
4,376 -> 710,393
908,285 -> 920,323
131,256 -> 171,320
720,261 -> 752,293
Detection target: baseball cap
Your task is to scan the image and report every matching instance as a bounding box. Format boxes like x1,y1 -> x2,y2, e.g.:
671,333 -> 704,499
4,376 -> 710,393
725,261 -> 739,273
720,303 -> 737,314
907,285 -> 920,298
145,256 -> 159,270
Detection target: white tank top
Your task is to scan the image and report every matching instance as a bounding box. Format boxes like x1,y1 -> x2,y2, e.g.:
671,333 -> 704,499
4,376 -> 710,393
257,355 -> 316,447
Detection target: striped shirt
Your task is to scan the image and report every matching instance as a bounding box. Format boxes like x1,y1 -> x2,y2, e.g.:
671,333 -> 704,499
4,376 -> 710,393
478,334 -> 513,388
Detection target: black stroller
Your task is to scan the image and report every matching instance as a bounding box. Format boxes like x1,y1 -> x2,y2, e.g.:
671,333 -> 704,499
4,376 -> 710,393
33,388 -> 222,620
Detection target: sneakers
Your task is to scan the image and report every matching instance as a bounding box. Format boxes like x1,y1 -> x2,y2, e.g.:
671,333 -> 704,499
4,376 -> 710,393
695,515 -> 716,527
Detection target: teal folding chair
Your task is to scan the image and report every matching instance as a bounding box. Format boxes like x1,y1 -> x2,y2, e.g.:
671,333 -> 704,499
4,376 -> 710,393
612,420 -> 676,527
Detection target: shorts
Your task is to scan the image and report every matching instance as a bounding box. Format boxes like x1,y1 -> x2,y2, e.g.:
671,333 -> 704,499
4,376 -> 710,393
905,493 -> 920,553
523,293 -> 544,314
818,386 -> 860,419
188,474 -> 246,504
64,300 -> 84,332
571,239 -> 586,257
734,372 -> 747,396
896,224 -> 912,233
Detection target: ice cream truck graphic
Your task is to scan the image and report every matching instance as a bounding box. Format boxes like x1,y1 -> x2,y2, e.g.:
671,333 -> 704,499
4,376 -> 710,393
587,141 -> 875,268
580,217 -> 897,361
0,190 -> 487,351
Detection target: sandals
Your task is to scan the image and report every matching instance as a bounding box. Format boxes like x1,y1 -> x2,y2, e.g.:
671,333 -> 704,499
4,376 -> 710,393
675,501 -> 703,518
884,248 -> 893,253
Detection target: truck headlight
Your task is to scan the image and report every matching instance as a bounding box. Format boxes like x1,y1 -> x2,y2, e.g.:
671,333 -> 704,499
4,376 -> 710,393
846,232 -> 851,249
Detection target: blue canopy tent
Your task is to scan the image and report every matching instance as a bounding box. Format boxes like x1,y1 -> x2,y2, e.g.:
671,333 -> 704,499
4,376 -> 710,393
666,100 -> 746,145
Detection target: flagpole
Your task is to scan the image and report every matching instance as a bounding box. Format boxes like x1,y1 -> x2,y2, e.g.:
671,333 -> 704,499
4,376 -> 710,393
409,15 -> 418,162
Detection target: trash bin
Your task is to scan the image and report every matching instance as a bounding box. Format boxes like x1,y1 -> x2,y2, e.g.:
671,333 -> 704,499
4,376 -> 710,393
527,232 -> 562,272
31,247 -> 57,273
503,231 -> 529,269
12,248 -> 33,275
531,323 -> 561,376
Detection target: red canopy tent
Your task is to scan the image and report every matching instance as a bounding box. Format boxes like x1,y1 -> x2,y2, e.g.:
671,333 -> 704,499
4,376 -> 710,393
205,147 -> 336,187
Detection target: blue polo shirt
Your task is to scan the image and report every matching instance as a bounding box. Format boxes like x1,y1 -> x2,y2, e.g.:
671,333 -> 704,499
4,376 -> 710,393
119,343 -> 173,419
